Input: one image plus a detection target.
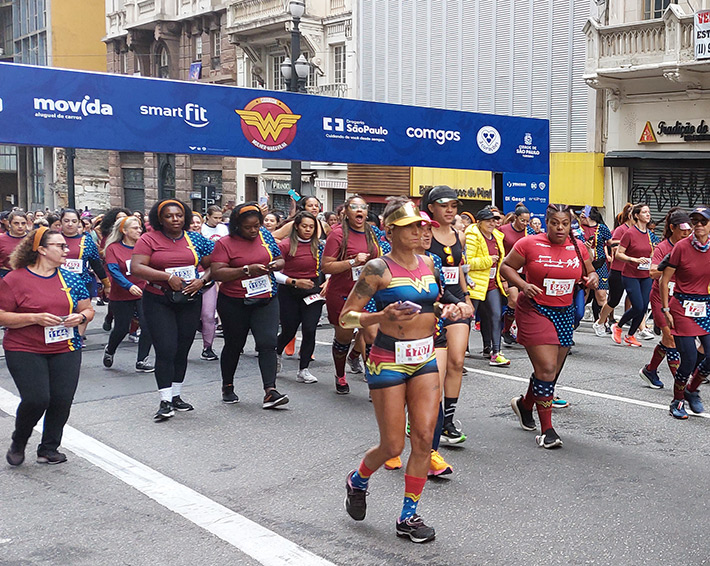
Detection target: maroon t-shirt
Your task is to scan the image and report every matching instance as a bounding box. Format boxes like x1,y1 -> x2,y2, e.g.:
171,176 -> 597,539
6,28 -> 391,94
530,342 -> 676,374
650,238 -> 675,303
668,237 -> 710,295
609,224 -> 630,272
513,234 -> 589,307
105,241 -> 146,301
484,235 -> 499,291
620,226 -> 654,278
499,223 -> 527,256
0,233 -> 25,270
279,239 -> 319,279
581,224 -> 597,243
323,225 -> 380,299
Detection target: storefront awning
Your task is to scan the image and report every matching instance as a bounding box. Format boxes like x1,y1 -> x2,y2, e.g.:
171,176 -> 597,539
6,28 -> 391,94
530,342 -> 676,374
604,151 -> 710,167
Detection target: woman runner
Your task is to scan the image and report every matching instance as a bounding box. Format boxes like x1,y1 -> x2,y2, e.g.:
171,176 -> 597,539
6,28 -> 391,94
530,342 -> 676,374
578,207 -> 613,337
0,210 -> 29,277
502,204 -> 597,448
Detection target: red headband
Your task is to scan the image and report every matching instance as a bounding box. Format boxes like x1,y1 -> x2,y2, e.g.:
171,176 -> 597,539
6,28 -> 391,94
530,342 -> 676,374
32,226 -> 48,251
157,199 -> 185,216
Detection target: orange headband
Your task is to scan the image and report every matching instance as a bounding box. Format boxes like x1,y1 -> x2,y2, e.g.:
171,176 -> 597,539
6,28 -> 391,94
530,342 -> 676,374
32,226 -> 49,251
239,205 -> 261,215
157,199 -> 185,216
119,216 -> 130,232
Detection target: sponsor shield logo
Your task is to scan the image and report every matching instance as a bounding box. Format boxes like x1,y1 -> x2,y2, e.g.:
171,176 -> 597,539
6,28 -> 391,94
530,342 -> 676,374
235,97 -> 301,152
477,126 -> 501,154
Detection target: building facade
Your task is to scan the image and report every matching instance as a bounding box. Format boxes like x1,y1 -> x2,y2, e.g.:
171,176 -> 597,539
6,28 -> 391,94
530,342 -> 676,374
586,0 -> 710,224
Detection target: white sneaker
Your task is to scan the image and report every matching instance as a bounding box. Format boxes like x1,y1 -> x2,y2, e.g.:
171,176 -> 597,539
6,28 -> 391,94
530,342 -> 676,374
276,355 -> 282,374
582,305 -> 593,322
637,328 -> 656,341
592,321 -> 607,337
347,355 -> 364,374
297,368 -> 318,383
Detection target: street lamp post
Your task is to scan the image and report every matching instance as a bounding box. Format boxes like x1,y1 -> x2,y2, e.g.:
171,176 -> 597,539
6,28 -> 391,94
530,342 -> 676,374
280,0 -> 309,197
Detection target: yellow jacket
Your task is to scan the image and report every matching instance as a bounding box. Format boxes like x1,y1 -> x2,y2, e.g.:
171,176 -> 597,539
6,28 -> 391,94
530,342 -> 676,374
464,224 -> 507,301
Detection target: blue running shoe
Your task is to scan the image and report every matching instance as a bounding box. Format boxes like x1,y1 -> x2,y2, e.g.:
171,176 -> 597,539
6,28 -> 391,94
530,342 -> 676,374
684,390 -> 704,414
669,399 -> 689,420
639,366 -> 664,389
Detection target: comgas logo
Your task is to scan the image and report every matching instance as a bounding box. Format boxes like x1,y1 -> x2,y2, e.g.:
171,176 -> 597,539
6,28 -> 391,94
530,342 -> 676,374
235,97 -> 301,152
406,127 -> 461,145
34,95 -> 113,117
140,103 -> 209,128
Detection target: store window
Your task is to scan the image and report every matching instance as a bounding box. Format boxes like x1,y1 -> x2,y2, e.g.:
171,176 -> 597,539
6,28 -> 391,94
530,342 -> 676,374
122,168 -> 145,213
195,34 -> 202,61
157,45 -> 170,78
271,54 -> 287,90
211,29 -> 221,68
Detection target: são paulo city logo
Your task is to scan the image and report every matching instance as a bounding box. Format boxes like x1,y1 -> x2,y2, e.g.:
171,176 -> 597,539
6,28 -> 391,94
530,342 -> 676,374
235,97 -> 301,152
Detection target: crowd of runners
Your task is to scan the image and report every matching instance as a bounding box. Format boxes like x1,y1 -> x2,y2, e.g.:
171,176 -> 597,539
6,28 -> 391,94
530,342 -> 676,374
1,191 -> 709,544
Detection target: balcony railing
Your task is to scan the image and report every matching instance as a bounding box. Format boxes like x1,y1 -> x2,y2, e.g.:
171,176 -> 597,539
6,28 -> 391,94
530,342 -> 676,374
306,83 -> 348,97
106,9 -> 128,39
329,0 -> 346,16
229,0 -> 286,25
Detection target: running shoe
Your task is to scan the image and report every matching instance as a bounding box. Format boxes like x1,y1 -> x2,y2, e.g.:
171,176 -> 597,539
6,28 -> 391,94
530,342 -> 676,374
276,354 -> 283,374
335,375 -> 350,395
201,348 -> 219,361
637,328 -> 656,341
384,456 -> 402,470
428,450 -> 453,477
490,352 -> 511,367
684,390 -> 704,414
262,390 -> 289,409
102,346 -> 114,368
502,331 -> 517,345
102,317 -> 112,332
153,401 -> 174,421
605,323 -> 613,335
128,332 -> 140,344
221,384 -> 239,404
552,396 -> 569,408
535,428 -> 563,449
135,357 -> 155,373
440,421 -> 467,445
347,355 -> 364,374
395,514 -> 436,543
344,470 -> 368,521
624,334 -> 642,347
6,441 -> 25,467
639,366 -> 664,389
36,450 -> 67,465
511,395 -> 536,431
611,324 -> 623,345
669,399 -> 689,419
592,321 -> 607,337
172,396 -> 194,412
297,368 -> 318,383
284,337 -> 296,356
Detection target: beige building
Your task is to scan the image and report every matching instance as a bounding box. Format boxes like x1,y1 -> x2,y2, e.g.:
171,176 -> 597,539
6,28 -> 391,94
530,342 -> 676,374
585,0 -> 710,223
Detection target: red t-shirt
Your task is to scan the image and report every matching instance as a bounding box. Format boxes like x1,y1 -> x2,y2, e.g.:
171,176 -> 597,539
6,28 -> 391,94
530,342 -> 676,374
668,237 -> 710,295
650,238 -> 675,301
211,229 -> 281,299
609,224 -> 630,272
499,223 -> 527,256
0,267 -> 88,353
620,226 -> 654,278
0,233 -> 25,270
323,225 -> 380,299
132,230 -> 214,295
484,235 -> 499,291
279,239 -> 320,279
105,241 -> 146,301
512,233 -> 589,307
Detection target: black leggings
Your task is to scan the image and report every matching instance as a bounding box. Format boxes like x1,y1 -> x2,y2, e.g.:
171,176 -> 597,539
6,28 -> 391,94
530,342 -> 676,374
607,269 -> 624,309
106,298 -> 152,361
217,293 -> 279,390
142,291 -> 202,391
277,285 -> 323,370
474,288 -> 504,353
675,334 -> 710,378
5,349 -> 81,454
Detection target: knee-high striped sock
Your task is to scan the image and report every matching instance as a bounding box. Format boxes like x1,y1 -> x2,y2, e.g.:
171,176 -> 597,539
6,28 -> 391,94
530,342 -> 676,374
647,343 -> 667,372
666,348 -> 680,377
400,474 -> 427,521
673,374 -> 689,401
532,376 -> 555,432
350,459 -> 375,491
686,359 -> 710,393
333,339 -> 350,378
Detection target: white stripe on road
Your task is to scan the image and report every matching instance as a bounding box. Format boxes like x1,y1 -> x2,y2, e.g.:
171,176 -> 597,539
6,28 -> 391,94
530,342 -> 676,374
0,387 -> 334,566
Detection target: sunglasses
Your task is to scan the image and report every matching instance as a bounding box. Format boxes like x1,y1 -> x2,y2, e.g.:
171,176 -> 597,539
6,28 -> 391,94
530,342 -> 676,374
348,203 -> 368,211
443,246 -> 454,265
435,199 -> 459,206
45,243 -> 70,250
691,217 -> 709,226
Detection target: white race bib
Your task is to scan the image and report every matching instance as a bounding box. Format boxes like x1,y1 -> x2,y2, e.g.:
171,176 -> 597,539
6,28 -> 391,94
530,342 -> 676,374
165,265 -> 195,282
637,258 -> 652,271
441,267 -> 459,286
684,300 -> 707,318
63,259 -> 82,274
489,266 -> 497,279
304,293 -> 325,305
351,265 -> 364,281
394,336 -> 434,365
543,278 -> 575,297
242,274 -> 271,298
125,259 -> 132,276
44,324 -> 71,344
668,281 -> 675,296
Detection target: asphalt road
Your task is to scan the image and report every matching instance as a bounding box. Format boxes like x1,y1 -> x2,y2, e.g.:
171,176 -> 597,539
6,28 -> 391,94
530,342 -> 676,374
1,306 -> 710,566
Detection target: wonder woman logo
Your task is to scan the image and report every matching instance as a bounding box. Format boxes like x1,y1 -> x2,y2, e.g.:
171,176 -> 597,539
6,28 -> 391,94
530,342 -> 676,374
235,97 -> 301,152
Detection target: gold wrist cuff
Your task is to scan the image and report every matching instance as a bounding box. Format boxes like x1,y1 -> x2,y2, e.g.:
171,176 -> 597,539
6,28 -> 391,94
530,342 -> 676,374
340,310 -> 363,329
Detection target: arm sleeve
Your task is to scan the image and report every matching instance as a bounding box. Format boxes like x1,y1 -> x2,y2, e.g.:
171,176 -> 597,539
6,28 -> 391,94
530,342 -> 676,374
89,257 -> 107,279
106,263 -> 134,290
273,271 -> 288,284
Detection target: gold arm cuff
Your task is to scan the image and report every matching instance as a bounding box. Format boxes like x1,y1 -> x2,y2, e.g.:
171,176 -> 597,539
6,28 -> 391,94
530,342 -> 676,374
340,310 -> 363,329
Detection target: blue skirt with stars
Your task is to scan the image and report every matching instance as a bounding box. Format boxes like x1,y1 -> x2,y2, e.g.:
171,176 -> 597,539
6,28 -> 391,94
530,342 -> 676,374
516,293 -> 576,348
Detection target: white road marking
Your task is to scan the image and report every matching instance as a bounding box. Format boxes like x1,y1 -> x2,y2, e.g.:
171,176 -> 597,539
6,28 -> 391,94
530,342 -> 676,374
0,387 -> 334,566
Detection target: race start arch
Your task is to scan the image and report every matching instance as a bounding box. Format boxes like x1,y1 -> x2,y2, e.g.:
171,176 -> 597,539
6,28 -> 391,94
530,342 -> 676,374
0,63 -> 549,185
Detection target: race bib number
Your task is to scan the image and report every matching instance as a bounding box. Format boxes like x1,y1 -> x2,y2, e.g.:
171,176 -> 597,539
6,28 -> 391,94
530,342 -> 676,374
684,300 -> 707,318
304,293 -> 325,305
165,265 -> 195,282
63,259 -> 82,274
543,278 -> 575,297
125,259 -> 132,276
489,267 -> 497,279
242,275 -> 271,298
441,267 -> 459,286
395,336 -> 434,365
637,258 -> 652,271
668,281 -> 675,296
351,265 -> 364,281
44,324 -> 71,344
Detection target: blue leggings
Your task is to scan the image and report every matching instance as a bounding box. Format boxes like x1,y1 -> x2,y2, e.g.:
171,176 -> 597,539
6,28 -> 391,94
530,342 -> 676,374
674,334 -> 710,379
618,276 -> 652,336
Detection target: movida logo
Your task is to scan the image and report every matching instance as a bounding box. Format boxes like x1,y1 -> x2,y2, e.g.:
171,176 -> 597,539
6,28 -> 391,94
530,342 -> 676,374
33,95 -> 113,120
235,97 -> 301,152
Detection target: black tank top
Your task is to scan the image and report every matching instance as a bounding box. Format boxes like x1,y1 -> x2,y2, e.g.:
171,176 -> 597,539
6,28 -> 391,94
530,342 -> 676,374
428,229 -> 466,301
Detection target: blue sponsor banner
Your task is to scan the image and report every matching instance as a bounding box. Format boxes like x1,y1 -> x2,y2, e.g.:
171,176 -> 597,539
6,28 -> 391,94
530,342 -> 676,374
0,63 -> 549,174
502,173 -> 550,226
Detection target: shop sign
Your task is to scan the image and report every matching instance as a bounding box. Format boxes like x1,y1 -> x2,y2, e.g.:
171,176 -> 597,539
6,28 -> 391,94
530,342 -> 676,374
502,173 -> 549,225
410,167 -> 492,201
639,119 -> 710,143
695,10 -> 710,60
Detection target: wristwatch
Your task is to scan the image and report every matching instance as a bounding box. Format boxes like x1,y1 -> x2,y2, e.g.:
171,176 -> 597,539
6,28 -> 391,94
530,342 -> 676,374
661,307 -> 670,313
349,258 -> 356,266
289,278 -> 297,286
80,313 -> 87,324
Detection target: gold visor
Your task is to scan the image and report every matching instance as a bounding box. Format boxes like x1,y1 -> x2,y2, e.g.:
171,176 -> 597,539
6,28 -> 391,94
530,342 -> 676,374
384,202 -> 430,227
